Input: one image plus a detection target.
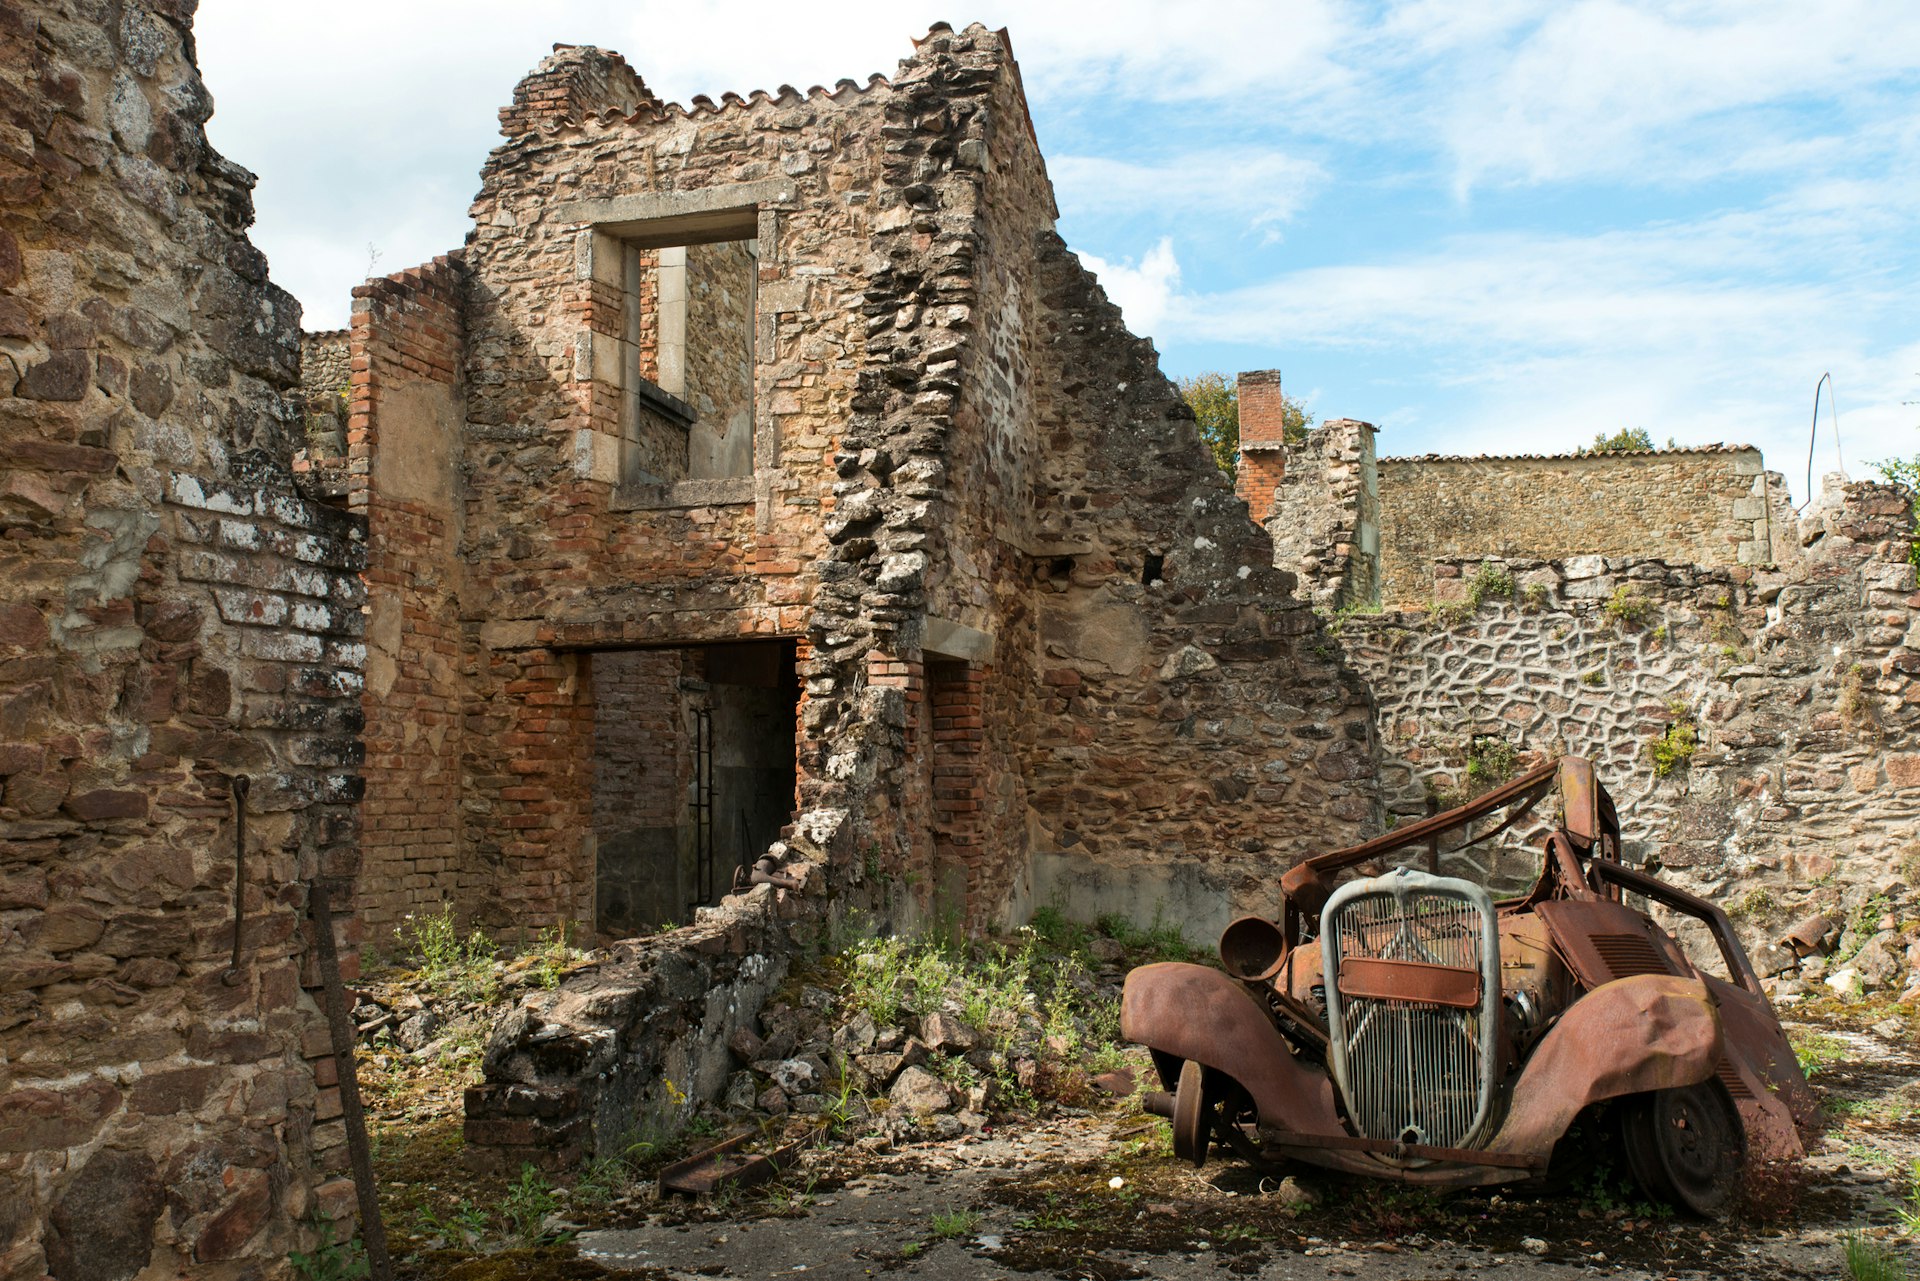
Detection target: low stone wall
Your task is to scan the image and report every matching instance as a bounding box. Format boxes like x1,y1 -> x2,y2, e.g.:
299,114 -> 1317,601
1375,447 -> 1778,604
465,883 -> 796,1169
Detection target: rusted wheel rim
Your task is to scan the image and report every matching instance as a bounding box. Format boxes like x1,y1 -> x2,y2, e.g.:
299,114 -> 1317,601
1172,1058 -> 1208,1167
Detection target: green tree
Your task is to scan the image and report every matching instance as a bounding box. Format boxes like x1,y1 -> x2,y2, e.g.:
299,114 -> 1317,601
1871,454 -> 1920,568
1581,426 -> 1657,453
1177,372 -> 1314,481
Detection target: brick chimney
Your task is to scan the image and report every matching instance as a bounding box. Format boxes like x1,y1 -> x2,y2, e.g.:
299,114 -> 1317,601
1236,369 -> 1287,526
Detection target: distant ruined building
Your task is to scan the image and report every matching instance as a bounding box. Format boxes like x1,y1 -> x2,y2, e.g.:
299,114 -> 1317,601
1,5 -> 1915,1272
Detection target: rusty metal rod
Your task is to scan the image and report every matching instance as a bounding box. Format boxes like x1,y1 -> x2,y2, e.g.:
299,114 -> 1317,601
308,879 -> 393,1281
222,775 -> 250,986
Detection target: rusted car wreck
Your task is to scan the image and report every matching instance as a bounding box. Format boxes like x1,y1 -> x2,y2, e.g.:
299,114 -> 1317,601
1121,757 -> 1815,1215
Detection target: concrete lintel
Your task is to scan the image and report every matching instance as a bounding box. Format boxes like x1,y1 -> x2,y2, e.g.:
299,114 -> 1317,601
633,376 -> 695,427
554,181 -> 796,246
612,476 -> 755,511
924,616 -> 994,663
1238,441 -> 1286,453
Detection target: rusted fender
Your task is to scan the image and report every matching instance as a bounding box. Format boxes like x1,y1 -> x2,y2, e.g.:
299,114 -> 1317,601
1492,972 -> 1720,1160
1120,962 -> 1345,1139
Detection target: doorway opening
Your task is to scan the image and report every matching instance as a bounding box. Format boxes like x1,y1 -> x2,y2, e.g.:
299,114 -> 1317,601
590,640 -> 799,937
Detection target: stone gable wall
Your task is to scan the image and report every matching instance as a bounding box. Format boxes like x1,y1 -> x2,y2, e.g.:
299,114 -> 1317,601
1337,480 -> 1919,987
0,3 -> 368,1275
1375,448 -> 1777,603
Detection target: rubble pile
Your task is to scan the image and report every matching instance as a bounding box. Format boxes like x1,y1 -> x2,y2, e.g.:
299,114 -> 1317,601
1760,880 -> 1920,1004
716,928 -> 1140,1147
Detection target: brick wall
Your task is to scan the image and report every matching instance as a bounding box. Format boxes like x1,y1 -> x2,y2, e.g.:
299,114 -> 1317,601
1375,447 -> 1776,603
0,3 -> 368,1275
349,257 -> 468,940
1234,369 -> 1288,525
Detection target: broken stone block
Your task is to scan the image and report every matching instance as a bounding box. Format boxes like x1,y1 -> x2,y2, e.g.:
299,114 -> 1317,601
724,1071 -> 757,1111
727,1026 -> 766,1062
831,1012 -> 877,1054
874,1025 -> 906,1052
770,1057 -> 821,1095
921,1012 -> 980,1054
1850,932 -> 1904,989
888,1065 -> 952,1114
1825,967 -> 1864,998
1273,1175 -> 1319,1210
854,1052 -> 904,1087
395,1010 -> 442,1052
757,1085 -> 789,1116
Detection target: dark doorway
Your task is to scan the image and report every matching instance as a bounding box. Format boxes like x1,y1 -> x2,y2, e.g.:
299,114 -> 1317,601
590,640 -> 799,937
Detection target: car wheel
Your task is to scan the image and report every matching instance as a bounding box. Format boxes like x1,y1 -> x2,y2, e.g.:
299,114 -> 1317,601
1620,1079 -> 1747,1218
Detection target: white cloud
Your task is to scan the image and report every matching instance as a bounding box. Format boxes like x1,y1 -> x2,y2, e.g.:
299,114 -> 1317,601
1078,238 -> 1183,340
1050,150 -> 1325,236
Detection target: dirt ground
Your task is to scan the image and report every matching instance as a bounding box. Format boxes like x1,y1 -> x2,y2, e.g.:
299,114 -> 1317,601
372,1001 -> 1920,1281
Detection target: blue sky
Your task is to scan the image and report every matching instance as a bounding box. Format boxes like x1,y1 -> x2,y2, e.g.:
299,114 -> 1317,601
196,1 -> 1920,497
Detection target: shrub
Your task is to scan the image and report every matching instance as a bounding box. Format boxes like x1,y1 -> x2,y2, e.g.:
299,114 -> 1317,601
1466,563 -> 1514,608
1647,702 -> 1697,778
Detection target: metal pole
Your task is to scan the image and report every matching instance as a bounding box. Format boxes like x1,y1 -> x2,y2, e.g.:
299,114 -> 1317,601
307,880 -> 393,1281
222,775 -> 250,985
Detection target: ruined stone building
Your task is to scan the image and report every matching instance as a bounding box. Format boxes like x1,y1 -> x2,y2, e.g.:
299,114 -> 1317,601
303,33 -> 1377,957
4,0 -> 1918,1269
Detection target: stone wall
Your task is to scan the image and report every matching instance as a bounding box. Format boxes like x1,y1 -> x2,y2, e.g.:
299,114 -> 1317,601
0,3 -> 368,1276
1337,479 -> 1919,983
683,239 -> 754,478
1267,417 -> 1378,609
1375,446 -> 1778,604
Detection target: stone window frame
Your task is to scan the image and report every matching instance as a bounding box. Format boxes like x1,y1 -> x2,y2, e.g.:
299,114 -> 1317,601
554,180 -> 795,512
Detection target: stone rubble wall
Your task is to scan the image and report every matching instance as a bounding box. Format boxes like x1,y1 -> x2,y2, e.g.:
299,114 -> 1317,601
683,239 -> 755,478
1267,417 -> 1378,609
1335,479 -> 1919,984
296,330 -> 348,461
1375,447 -> 1777,604
0,3 -> 368,1276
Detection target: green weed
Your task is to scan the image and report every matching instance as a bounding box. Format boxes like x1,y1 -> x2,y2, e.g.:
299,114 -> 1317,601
1792,1029 -> 1848,1078
1843,1231 -> 1910,1281
289,1213 -> 368,1281
1604,584 -> 1654,629
396,905 -> 498,1004
1647,701 -> 1698,778
1467,562 -> 1514,608
501,1164 -> 560,1247
929,1209 -> 981,1239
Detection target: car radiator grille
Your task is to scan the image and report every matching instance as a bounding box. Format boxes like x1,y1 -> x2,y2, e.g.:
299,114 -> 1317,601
1322,874 -> 1499,1151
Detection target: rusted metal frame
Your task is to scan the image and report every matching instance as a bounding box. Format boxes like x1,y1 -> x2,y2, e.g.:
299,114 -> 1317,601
1588,859 -> 1763,997
1268,1132 -> 1546,1171
1336,956 -> 1481,1007
1546,831 -> 1600,903
658,1128 -> 809,1197
308,880 -> 393,1281
1284,760 -> 1559,890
